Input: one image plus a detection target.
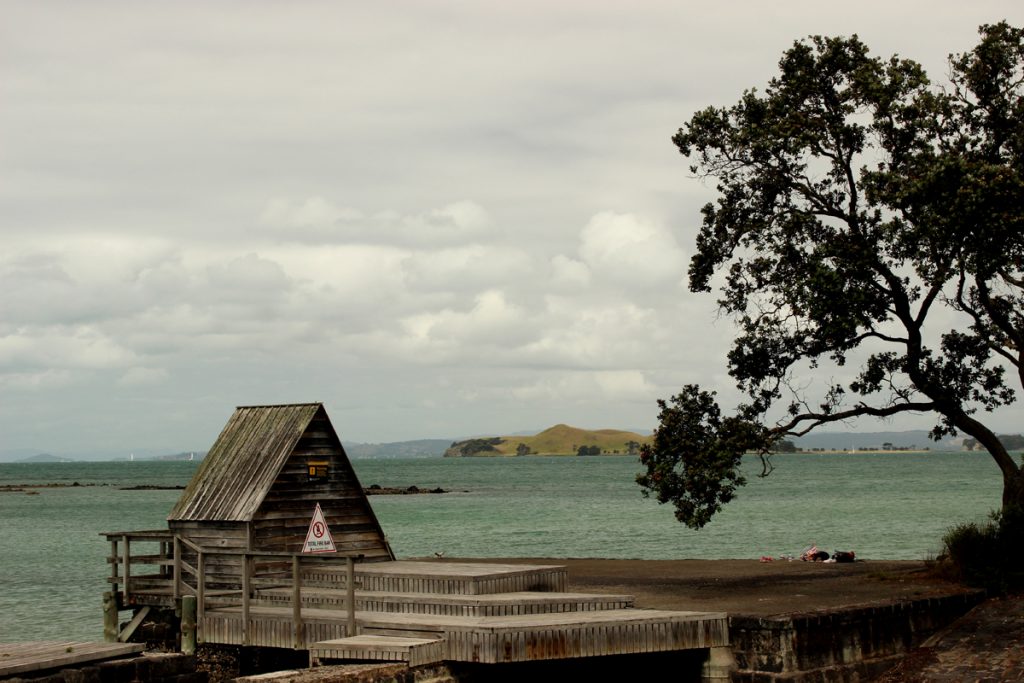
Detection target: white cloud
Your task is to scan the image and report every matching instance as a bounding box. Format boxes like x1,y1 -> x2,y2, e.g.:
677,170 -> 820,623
260,196 -> 363,234
402,245 -> 534,292
399,289 -> 534,357
118,367 -> 169,386
578,212 -> 688,289
549,255 -> 591,289
259,198 -> 493,246
508,370 -> 657,404
0,327 -> 135,372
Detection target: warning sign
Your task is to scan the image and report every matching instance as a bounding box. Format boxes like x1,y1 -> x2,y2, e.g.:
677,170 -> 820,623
302,503 -> 337,554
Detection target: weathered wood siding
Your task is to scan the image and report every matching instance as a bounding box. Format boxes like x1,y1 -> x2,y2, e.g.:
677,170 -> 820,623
251,410 -> 392,561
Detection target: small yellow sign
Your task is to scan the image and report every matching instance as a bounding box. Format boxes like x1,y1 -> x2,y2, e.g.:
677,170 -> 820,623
307,461 -> 329,481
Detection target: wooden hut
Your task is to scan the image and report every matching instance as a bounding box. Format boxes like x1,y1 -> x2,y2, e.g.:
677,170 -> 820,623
167,402 -> 393,561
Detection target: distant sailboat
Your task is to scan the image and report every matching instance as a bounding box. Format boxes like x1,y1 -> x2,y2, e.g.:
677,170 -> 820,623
188,452 -> 194,461
129,453 -> 134,462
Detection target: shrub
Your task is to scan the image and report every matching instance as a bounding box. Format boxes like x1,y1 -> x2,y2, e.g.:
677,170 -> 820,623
941,506 -> 1024,593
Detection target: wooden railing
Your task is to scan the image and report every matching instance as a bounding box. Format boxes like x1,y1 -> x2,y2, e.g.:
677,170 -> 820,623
102,531 -> 362,648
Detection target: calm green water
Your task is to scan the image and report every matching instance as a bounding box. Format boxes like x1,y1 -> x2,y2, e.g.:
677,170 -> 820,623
0,453 -> 1004,641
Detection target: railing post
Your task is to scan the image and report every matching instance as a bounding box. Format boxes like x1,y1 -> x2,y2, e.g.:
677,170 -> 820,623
173,536 -> 181,600
292,556 -> 302,649
241,553 -> 251,646
109,538 -> 120,596
346,557 -> 356,637
122,535 -> 131,604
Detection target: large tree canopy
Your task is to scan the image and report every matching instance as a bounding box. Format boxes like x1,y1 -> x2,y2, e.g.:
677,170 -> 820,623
638,22 -> 1024,529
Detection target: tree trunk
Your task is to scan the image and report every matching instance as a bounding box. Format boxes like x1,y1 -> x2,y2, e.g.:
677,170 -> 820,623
949,411 -> 1022,513
1004,464 -> 1024,513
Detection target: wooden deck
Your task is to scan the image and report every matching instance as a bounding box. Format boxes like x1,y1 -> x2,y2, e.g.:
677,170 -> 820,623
0,642 -> 144,678
193,562 -> 729,663
103,535 -> 729,666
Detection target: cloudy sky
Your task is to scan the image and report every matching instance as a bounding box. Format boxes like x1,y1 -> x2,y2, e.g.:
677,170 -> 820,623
3,1 -> 1022,456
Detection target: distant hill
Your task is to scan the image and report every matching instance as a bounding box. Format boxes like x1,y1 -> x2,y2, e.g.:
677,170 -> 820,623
17,453 -> 76,463
444,424 -> 652,457
791,430 -> 961,451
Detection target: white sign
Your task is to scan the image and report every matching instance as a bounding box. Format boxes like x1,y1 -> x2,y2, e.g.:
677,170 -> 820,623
302,502 -> 337,554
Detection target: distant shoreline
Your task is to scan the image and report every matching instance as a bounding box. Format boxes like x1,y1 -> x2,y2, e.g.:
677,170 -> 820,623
0,482 -> 454,495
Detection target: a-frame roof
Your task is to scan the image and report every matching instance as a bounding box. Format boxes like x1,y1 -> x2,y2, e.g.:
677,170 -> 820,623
169,402 -> 333,522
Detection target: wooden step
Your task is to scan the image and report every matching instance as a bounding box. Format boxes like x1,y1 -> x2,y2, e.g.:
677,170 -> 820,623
253,587 -> 634,616
311,635 -> 446,667
304,561 -> 568,595
202,603 -> 729,661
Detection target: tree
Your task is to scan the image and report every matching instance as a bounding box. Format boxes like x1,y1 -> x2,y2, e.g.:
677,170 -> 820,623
638,23 -> 1024,529
775,438 -> 798,453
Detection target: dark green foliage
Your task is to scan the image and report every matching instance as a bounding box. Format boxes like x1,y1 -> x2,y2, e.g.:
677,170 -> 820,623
448,437 -> 503,456
637,386 -> 771,528
942,505 -> 1024,592
643,23 -> 1024,527
774,438 -> 798,453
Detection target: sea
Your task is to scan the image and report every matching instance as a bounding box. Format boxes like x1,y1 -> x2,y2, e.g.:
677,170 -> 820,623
0,452 -> 1006,642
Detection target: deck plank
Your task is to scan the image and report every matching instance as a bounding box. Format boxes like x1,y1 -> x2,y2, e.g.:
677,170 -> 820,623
0,642 -> 144,677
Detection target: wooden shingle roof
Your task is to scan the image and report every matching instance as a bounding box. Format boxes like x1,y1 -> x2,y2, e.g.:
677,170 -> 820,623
168,403 -> 325,522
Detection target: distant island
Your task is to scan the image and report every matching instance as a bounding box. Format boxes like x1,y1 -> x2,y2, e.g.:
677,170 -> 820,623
16,453 -> 76,463
444,424 -> 652,457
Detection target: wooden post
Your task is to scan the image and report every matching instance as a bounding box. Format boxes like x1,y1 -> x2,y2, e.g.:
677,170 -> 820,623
121,535 -> 131,604
346,557 -> 356,637
292,556 -> 302,649
180,596 -> 197,655
103,591 -> 119,643
109,539 -> 119,595
241,554 -> 251,646
197,552 -> 206,628
173,536 -> 181,600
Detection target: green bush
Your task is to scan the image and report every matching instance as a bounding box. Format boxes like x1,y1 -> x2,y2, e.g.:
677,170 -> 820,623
941,506 -> 1024,593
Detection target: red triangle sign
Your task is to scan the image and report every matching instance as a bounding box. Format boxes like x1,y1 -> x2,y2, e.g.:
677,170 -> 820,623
302,503 -> 337,554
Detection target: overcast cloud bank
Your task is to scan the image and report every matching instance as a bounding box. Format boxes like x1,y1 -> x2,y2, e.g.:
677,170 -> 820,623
2,1 -> 1022,454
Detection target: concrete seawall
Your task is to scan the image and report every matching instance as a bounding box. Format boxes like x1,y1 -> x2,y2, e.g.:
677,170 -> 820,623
728,591 -> 984,681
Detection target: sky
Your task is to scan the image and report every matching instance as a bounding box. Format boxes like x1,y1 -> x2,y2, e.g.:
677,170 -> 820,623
3,1 -> 1023,457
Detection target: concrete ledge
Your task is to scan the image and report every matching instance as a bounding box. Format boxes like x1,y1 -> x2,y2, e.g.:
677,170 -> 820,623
728,591 -> 984,682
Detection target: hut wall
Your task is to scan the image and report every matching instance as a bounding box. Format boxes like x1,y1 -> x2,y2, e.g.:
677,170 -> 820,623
167,520 -> 249,588
250,412 -> 392,561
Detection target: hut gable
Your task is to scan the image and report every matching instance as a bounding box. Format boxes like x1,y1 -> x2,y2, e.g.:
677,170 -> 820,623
168,403 -> 392,561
